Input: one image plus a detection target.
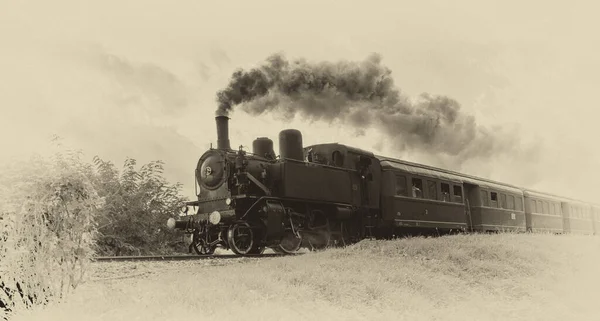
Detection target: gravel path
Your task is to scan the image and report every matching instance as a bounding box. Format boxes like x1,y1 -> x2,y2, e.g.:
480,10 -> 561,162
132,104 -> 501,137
88,256 -> 265,282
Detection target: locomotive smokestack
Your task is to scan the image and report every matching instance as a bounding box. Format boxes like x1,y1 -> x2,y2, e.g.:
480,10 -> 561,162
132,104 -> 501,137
215,116 -> 231,150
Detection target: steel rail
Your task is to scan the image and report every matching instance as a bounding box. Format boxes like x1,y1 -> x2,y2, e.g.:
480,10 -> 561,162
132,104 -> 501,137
93,253 -> 302,262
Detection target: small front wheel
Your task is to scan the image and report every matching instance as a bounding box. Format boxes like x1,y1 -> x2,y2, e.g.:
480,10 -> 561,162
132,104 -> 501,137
192,236 -> 216,255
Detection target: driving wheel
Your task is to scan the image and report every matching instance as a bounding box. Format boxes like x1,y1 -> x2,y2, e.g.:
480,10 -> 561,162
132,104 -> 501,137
227,222 -> 255,255
274,230 -> 303,254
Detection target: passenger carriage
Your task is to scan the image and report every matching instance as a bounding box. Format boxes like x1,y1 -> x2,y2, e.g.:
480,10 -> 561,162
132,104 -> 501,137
459,179 -> 525,233
377,157 -> 468,235
561,200 -> 595,235
592,205 -> 600,235
523,190 -> 565,234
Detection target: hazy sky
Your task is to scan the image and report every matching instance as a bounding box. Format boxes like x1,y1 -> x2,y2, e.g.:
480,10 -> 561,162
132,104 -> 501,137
1,0 -> 598,202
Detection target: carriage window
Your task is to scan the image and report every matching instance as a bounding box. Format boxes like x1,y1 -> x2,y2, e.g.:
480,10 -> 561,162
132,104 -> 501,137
549,203 -> 555,215
427,180 -> 437,200
481,190 -> 489,207
441,183 -> 451,202
499,194 -> 507,209
536,201 -> 543,214
490,192 -> 498,208
395,175 -> 407,196
529,199 -> 536,213
453,185 -> 463,203
507,195 -> 515,210
411,178 -> 423,198
515,197 -> 523,211
543,202 -> 549,214
555,204 -> 561,216
571,207 -> 576,218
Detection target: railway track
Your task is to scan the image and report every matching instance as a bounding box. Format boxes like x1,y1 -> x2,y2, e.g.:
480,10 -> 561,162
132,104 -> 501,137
93,253 -> 300,262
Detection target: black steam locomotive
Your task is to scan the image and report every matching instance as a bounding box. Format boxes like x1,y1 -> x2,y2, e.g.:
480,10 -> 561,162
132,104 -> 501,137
167,116 -> 600,255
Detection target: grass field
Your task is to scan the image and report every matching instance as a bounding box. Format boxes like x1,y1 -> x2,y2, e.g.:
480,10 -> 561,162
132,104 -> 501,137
10,233 -> 600,321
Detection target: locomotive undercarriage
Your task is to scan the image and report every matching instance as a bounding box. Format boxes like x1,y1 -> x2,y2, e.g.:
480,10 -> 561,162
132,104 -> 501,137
186,198 -> 358,256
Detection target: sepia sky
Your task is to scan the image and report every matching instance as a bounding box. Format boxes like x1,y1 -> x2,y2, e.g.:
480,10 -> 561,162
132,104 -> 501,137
1,0 -> 598,202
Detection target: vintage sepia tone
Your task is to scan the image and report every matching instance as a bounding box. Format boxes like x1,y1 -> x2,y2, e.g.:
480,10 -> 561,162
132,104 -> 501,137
1,0 -> 599,320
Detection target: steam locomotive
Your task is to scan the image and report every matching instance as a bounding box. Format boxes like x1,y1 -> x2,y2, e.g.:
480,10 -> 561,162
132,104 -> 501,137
166,116 -> 600,255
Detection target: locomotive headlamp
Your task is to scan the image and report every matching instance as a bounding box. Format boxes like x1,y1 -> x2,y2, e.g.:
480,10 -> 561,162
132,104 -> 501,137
208,211 -> 221,225
225,198 -> 232,206
166,218 -> 176,230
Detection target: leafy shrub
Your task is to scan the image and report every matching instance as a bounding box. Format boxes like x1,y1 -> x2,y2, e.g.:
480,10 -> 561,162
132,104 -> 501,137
0,147 -> 102,320
0,138 -> 190,319
91,157 -> 189,256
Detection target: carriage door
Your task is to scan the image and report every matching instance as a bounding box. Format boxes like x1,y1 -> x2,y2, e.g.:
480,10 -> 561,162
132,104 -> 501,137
462,183 -> 479,232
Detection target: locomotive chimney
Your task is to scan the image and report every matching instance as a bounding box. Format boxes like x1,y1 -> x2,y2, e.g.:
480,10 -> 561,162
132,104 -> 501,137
215,116 -> 231,150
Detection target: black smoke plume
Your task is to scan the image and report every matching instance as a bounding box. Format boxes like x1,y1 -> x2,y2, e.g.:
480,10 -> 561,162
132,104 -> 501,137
215,53 -> 523,163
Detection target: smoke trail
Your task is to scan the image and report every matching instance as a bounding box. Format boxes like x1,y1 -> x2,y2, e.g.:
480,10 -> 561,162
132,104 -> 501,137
215,53 -> 521,162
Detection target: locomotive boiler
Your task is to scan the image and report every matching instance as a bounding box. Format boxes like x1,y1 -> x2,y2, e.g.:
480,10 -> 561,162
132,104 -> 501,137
166,116 -> 378,255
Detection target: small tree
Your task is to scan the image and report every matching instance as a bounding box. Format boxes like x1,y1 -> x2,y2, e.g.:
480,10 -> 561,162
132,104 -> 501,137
0,139 -> 190,319
0,146 -> 102,320
91,157 -> 188,256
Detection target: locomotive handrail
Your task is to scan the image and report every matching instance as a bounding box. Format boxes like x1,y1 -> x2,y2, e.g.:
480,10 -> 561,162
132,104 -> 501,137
281,156 -> 362,172
239,196 -> 356,220
244,172 -> 272,196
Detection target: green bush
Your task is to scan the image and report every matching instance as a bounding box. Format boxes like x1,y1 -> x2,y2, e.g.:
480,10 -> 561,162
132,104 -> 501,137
91,157 -> 189,256
0,147 -> 102,320
1,140 -> 190,319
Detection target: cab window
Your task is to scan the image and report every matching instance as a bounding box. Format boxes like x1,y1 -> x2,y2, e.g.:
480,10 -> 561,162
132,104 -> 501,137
411,178 -> 423,198
427,180 -> 437,200
453,185 -> 463,203
441,183 -> 451,202
395,175 -> 407,196
481,190 -> 489,207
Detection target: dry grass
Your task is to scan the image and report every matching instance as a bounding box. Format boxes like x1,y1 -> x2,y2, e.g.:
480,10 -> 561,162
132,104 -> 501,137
10,232 -> 600,321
